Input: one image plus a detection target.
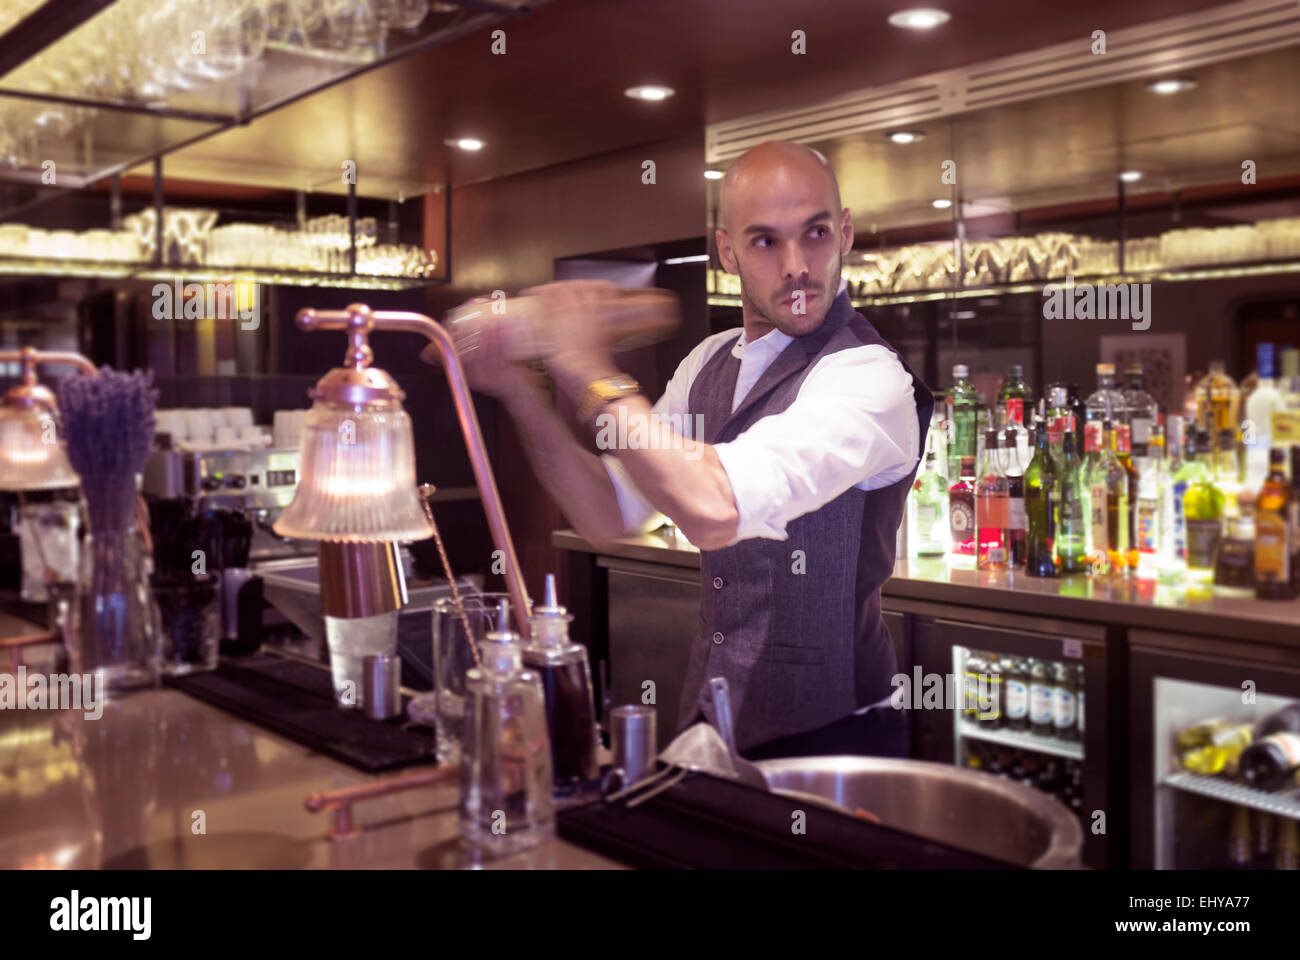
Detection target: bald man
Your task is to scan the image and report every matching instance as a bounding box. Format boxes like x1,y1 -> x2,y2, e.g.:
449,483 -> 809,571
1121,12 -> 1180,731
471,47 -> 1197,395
455,140 -> 932,759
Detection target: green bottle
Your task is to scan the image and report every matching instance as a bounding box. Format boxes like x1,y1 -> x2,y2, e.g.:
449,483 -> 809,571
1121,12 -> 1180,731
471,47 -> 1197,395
1184,428 -> 1226,583
1055,430 -> 1090,574
1025,417 -> 1058,577
946,364 -> 980,481
909,450 -> 950,557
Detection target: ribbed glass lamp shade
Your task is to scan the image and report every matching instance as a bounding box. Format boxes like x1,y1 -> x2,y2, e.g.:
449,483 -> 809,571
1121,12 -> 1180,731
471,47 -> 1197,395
0,403 -> 79,491
273,393 -> 434,543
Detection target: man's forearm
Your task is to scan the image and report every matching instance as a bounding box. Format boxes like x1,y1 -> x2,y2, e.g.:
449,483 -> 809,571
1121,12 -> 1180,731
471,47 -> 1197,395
497,378 -> 629,546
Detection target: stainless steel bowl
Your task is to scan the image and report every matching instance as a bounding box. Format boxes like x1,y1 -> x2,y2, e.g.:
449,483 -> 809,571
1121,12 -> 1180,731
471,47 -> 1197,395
755,756 -> 1083,869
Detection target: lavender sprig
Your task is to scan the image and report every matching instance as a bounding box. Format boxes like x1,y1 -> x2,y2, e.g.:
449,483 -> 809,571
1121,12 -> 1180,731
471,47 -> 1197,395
58,367 -> 158,534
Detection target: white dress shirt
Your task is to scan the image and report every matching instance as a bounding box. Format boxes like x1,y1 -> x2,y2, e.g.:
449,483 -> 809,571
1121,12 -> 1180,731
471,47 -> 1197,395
602,314 -> 920,546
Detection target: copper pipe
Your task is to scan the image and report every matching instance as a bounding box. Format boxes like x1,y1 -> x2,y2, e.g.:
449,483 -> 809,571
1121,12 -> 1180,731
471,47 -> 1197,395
304,764 -> 459,839
0,348 -> 98,378
296,305 -> 534,638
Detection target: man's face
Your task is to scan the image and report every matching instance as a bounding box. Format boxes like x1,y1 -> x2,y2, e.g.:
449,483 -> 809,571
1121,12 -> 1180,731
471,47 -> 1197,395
715,160 -> 852,338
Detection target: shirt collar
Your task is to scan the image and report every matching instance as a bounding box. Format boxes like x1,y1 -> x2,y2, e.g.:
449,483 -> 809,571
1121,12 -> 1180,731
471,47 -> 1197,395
732,325 -> 793,358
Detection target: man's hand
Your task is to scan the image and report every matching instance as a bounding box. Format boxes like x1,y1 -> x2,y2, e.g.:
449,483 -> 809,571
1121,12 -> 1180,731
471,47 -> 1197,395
518,279 -> 624,402
429,296 -> 540,401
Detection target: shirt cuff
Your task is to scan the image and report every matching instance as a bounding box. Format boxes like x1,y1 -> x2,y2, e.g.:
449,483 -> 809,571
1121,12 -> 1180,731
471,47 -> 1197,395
712,440 -> 789,543
602,454 -> 663,534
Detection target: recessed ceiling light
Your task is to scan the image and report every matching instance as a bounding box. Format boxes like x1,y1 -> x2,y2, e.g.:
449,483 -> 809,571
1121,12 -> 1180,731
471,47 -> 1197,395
1119,170 -> 1142,183
932,198 -> 952,209
887,130 -> 926,144
1146,77 -> 1196,96
887,8 -> 951,29
625,85 -> 675,101
704,169 -> 724,180
448,138 -> 483,151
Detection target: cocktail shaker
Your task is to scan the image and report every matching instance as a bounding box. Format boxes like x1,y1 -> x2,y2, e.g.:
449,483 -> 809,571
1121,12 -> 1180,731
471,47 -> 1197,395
459,600 -> 555,860
522,573 -> 600,798
439,286 -> 681,362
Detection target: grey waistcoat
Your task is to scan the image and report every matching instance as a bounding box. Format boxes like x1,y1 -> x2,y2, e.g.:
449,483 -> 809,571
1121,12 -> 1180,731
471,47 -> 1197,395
676,290 -> 933,751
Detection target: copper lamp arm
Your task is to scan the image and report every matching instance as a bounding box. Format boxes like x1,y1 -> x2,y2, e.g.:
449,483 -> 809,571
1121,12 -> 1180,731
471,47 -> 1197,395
297,306 -> 534,635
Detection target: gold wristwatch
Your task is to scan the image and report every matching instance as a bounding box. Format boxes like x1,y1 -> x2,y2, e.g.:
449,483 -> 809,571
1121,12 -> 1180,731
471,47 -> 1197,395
576,374 -> 641,424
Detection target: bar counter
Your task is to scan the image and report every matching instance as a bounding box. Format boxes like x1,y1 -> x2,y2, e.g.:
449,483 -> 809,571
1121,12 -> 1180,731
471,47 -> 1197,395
0,687 -> 623,870
552,528 -> 1300,648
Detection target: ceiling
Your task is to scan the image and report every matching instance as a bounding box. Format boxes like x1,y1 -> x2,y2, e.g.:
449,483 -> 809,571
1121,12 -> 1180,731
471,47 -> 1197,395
803,44 -> 1300,234
151,0 -> 1236,198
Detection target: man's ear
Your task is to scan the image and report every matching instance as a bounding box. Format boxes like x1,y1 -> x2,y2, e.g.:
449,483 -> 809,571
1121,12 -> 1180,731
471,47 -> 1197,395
714,227 -> 738,274
840,208 -> 854,256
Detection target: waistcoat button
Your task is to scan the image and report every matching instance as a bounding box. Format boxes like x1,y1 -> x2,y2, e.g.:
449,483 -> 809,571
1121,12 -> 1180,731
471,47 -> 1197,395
712,631 -> 724,645
712,577 -> 723,589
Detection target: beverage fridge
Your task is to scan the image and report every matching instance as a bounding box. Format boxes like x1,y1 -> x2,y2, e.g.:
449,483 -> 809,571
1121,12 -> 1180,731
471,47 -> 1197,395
904,609 -> 1112,869
1129,632 -> 1300,870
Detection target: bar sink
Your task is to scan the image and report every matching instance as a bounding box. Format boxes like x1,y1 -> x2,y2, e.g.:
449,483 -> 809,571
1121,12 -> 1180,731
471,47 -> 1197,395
754,756 -> 1083,869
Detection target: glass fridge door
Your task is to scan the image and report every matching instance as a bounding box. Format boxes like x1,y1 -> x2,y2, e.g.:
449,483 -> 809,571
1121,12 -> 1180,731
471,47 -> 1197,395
1131,644 -> 1300,870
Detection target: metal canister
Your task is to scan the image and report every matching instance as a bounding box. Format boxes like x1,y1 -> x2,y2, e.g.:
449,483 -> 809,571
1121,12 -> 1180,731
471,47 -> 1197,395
362,652 -> 402,720
610,705 -> 656,787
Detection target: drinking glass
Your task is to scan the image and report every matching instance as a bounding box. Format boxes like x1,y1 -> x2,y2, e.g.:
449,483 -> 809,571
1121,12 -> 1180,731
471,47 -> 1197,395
153,574 -> 220,675
408,592 -> 509,762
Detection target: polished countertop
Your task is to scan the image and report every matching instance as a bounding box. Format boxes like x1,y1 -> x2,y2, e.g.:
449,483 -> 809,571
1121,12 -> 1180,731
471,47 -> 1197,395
0,687 -> 624,870
553,528 -> 1300,645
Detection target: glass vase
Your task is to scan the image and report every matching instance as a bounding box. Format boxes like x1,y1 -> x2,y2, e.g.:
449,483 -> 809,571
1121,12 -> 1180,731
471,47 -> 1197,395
69,525 -> 156,693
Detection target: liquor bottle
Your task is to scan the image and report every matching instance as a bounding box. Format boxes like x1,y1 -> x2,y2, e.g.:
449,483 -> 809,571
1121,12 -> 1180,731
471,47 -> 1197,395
1044,384 -> 1076,462
1051,661 -> 1078,742
1055,431 -> 1090,574
1135,422 -> 1164,579
909,449 -> 950,557
1068,383 -> 1087,458
946,364 -> 980,481
1239,728 -> 1300,791
1177,719 -> 1252,775
1003,656 -> 1029,731
1215,427 -> 1241,493
1291,446 -> 1300,592
1024,418 -> 1058,577
1160,416 -> 1191,581
1255,448 -> 1295,600
1028,659 -> 1054,736
1272,347 -> 1300,452
1088,421 -> 1130,575
962,649 -> 985,722
1184,429 -> 1226,584
1244,343 -> 1283,492
1228,806 -> 1253,868
1123,363 -> 1159,462
1002,427 -> 1027,566
949,456 -> 977,565
1085,363 -> 1129,429
1194,361 -> 1240,440
982,653 -> 1003,728
998,364 -> 1032,425
1215,514 -> 1256,590
976,428 -> 1010,571
1278,818 -> 1299,870
1115,423 -> 1142,572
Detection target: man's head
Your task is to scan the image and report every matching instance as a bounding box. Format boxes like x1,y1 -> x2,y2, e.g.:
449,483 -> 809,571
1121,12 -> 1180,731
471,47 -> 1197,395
715,141 -> 852,339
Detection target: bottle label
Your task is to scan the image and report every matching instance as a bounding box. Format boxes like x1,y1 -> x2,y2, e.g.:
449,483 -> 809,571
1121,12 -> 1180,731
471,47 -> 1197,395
950,500 -> 974,538
1255,516 -> 1291,581
1090,483 -> 1108,550
1008,497 -> 1028,531
916,505 -> 936,530
1078,690 -> 1085,734
1263,732 -> 1300,767
1005,398 -> 1024,425
1185,518 -> 1222,569
1171,481 -> 1188,556
1137,499 -> 1159,553
1131,416 -> 1152,447
1029,683 -> 1052,724
1004,680 -> 1028,719
1052,688 -> 1077,729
